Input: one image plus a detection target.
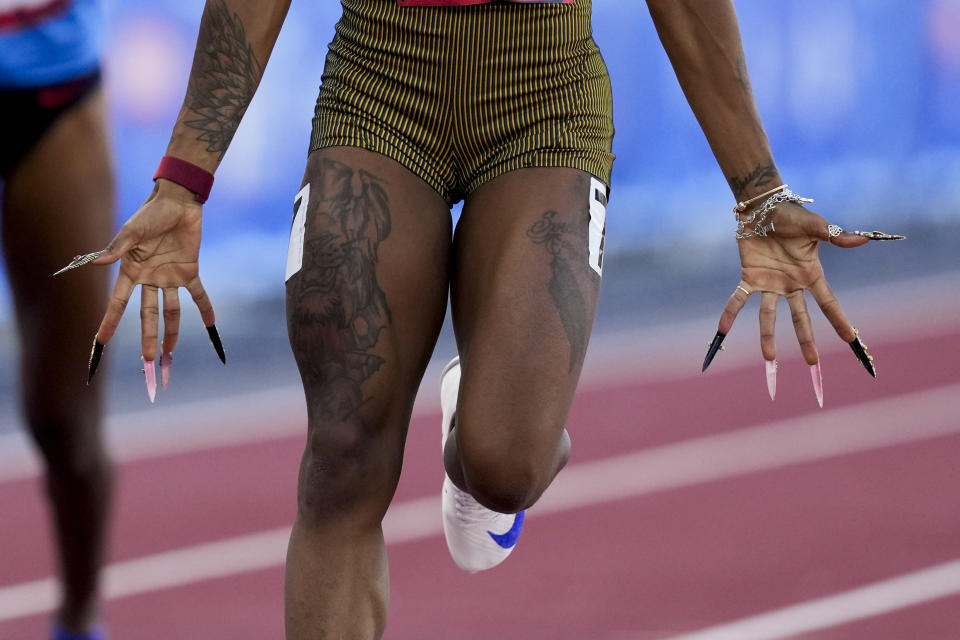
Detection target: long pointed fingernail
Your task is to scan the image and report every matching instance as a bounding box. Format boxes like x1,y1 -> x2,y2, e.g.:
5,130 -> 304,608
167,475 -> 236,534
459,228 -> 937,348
53,250 -> 104,276
160,352 -> 173,389
849,328 -> 876,378
143,359 -> 157,403
810,362 -> 823,408
87,337 -> 104,385
206,325 -> 226,364
850,230 -> 906,241
702,332 -> 726,372
765,360 -> 778,401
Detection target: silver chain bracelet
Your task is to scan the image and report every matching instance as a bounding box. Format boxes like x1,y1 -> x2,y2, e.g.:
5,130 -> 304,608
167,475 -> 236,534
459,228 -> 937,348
734,188 -> 814,239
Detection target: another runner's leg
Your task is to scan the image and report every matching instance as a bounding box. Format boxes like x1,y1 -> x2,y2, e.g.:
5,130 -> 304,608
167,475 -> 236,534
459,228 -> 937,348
284,147 -> 451,639
1,88 -> 115,634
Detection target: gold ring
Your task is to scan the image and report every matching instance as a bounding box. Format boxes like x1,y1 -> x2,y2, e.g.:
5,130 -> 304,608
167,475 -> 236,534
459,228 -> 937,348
736,285 -> 751,296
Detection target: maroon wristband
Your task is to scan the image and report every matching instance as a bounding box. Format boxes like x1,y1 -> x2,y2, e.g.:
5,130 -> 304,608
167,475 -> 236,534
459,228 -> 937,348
153,156 -> 214,204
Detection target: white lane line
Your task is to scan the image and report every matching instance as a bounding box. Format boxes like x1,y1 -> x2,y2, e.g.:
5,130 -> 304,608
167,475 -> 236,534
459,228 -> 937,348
537,382 -> 960,514
2,383 -> 959,624
0,386 -> 308,484
0,359 -> 440,484
664,559 -> 960,640
0,496 -> 439,623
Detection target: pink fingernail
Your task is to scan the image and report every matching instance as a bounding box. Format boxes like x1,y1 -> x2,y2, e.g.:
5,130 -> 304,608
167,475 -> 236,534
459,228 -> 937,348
143,359 -> 157,403
160,352 -> 173,390
810,362 -> 823,408
765,360 -> 778,401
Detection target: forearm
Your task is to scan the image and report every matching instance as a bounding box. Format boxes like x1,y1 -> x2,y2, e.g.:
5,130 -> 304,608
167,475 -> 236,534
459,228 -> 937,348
165,0 -> 291,173
646,0 -> 780,200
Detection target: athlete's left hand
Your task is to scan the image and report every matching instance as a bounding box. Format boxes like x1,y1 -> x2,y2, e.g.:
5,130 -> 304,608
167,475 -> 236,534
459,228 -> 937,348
702,201 -> 902,405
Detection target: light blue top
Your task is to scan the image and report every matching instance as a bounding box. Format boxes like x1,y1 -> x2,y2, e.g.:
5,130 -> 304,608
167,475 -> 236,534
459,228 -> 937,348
0,0 -> 103,88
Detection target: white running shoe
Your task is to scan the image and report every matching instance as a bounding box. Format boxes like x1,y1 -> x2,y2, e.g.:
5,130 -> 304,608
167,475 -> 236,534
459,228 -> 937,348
440,356 -> 526,573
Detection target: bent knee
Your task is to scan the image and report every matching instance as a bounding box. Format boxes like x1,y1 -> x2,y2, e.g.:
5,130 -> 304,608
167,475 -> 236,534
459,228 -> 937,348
467,473 -> 541,514
458,450 -> 551,514
457,425 -> 570,513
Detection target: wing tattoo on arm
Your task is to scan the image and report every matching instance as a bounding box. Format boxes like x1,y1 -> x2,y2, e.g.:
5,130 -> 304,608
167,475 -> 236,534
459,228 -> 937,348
183,0 -> 264,158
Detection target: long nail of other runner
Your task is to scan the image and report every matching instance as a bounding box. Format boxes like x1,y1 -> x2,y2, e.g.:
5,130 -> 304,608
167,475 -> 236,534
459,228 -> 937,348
702,332 -> 726,372
87,337 -> 105,385
160,352 -> 173,389
143,359 -> 157,403
206,325 -> 226,364
848,329 -> 876,378
765,360 -> 778,401
810,362 -> 823,408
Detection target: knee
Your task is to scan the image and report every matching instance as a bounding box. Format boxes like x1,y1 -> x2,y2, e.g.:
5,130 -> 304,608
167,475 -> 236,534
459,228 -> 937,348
27,412 -> 111,482
458,435 -> 566,514
296,416 -> 400,527
465,466 -> 541,515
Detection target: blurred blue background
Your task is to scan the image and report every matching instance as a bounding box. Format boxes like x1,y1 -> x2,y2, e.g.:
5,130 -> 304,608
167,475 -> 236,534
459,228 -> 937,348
2,0 -> 959,317
81,0 -> 960,305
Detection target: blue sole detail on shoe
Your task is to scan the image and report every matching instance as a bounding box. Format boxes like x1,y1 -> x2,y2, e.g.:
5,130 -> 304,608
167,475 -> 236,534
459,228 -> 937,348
53,625 -> 106,640
487,511 -> 525,549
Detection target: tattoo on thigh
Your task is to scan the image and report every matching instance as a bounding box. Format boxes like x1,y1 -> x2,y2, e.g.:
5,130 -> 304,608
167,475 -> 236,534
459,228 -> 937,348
527,210 -> 600,372
287,159 -> 392,423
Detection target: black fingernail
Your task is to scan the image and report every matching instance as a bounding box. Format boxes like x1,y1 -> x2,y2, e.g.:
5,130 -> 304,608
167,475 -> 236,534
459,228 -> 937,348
87,337 -> 105,385
702,332 -> 726,372
849,330 -> 876,378
206,325 -> 226,364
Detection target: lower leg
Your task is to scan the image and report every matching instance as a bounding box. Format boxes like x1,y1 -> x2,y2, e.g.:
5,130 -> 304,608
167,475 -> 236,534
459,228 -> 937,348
285,518 -> 389,639
284,419 -> 402,640
15,261 -> 114,634
40,437 -> 113,632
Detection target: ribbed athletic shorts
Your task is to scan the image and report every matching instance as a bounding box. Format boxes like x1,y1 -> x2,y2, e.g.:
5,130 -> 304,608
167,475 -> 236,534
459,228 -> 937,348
311,0 -> 615,204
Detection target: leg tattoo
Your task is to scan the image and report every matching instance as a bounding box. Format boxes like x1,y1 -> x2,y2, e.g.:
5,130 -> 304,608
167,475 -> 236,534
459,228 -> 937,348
288,158 -> 393,423
526,208 -> 600,372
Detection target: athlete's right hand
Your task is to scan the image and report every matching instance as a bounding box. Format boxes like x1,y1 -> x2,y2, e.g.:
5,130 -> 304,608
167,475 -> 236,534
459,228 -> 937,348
59,178 -> 222,394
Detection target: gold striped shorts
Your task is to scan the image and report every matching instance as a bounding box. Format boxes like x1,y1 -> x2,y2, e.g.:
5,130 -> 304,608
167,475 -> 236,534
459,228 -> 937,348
310,0 -> 615,204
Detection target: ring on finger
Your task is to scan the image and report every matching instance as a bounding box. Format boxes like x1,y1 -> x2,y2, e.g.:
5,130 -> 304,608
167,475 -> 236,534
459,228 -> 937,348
736,285 -> 751,296
827,224 -> 843,238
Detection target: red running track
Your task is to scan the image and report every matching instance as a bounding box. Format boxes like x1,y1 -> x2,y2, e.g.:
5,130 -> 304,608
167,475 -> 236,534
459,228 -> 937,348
1,327 -> 959,639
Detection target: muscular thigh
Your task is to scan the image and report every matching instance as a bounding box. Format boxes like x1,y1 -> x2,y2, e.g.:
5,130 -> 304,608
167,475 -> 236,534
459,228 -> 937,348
285,147 -> 451,441
1,88 -> 113,418
452,168 -> 607,451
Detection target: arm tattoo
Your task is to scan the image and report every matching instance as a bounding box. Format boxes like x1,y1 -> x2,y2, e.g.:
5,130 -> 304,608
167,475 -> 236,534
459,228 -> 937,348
728,161 -> 778,199
182,0 -> 263,159
527,210 -> 600,372
287,159 -> 392,424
